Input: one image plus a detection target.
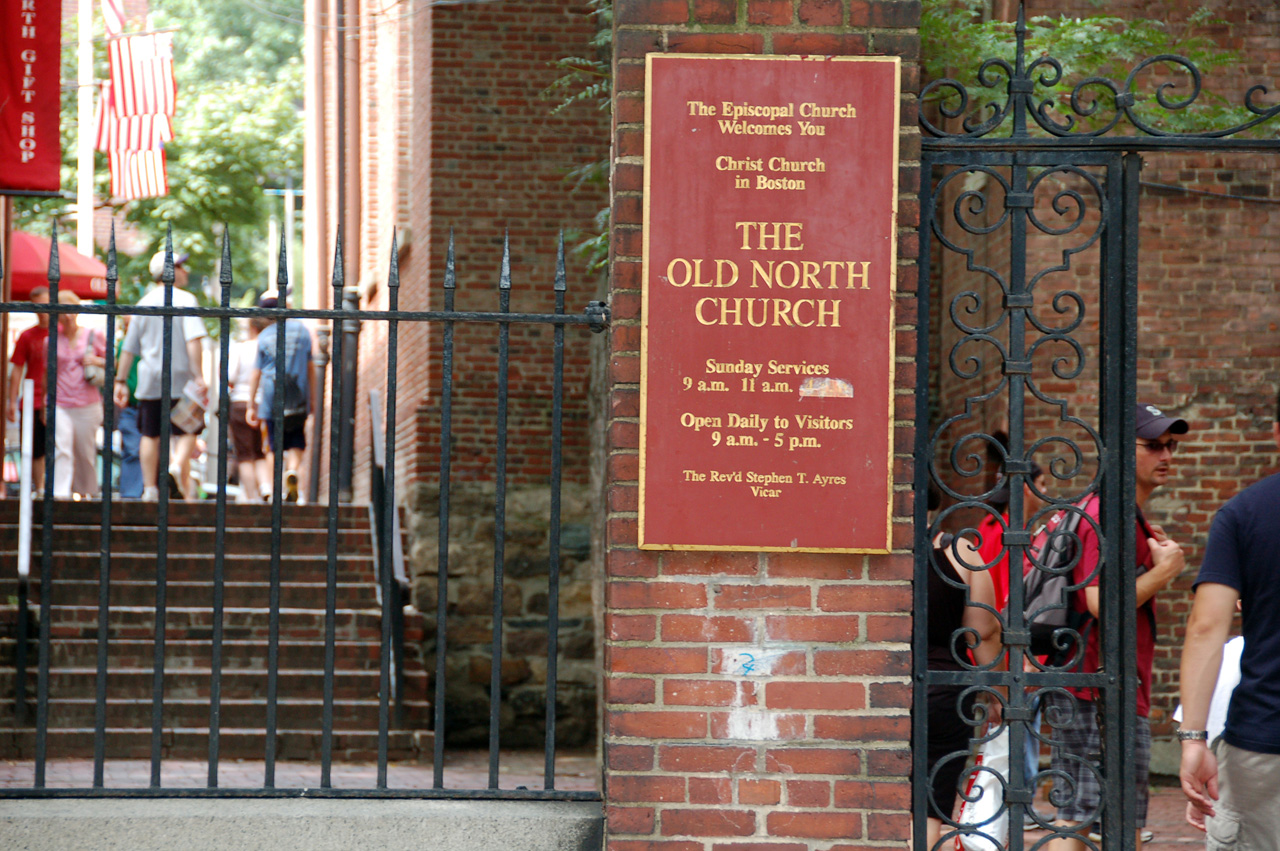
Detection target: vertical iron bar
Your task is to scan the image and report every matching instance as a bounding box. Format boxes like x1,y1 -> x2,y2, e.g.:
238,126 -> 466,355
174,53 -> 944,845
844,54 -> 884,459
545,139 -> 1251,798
34,221 -> 61,787
151,226 -> 178,787
544,234 -> 567,788
433,233 -> 457,788
263,237 -> 290,787
1006,151 -> 1030,834
489,233 -> 512,789
207,229 -> 235,786
321,230 -> 346,786
911,154 -> 936,851
1117,152 -> 1143,847
92,226 -> 120,786
377,232 -> 402,786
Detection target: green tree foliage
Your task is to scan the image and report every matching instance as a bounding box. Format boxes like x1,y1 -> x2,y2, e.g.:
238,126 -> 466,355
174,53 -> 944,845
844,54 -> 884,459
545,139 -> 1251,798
921,0 -> 1266,136
15,0 -> 303,302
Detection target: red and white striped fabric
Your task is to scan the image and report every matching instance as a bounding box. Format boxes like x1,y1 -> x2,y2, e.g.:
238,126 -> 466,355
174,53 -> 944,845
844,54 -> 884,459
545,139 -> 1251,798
94,81 -> 173,152
109,32 -> 177,118
109,149 -> 169,201
101,0 -> 126,38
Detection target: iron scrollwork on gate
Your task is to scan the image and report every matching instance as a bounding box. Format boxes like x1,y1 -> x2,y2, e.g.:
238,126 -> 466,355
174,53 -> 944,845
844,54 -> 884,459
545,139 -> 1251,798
913,5 -> 1280,851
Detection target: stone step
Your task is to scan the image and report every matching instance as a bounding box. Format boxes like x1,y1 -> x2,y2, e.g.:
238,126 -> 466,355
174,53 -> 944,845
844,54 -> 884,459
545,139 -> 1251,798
0,726 -> 431,762
0,526 -> 374,556
0,500 -> 371,530
3,637 -> 415,670
25,606 -> 388,642
6,695 -> 432,730
0,553 -> 378,584
1,579 -> 381,610
0,666 -> 431,703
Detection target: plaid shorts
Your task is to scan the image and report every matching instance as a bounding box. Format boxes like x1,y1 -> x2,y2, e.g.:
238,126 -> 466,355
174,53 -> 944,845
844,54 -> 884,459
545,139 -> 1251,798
1044,691 -> 1150,827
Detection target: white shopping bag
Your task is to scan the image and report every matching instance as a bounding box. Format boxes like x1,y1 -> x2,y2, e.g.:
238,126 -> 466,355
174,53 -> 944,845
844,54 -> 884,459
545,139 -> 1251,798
955,728 -> 1009,851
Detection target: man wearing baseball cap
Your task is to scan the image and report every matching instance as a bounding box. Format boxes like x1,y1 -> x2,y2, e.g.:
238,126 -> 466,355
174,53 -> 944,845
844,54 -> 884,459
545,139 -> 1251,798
113,249 -> 207,500
1042,403 -> 1188,850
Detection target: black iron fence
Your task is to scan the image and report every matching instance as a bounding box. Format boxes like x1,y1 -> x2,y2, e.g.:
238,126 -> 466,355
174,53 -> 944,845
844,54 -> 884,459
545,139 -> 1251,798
0,223 -> 607,799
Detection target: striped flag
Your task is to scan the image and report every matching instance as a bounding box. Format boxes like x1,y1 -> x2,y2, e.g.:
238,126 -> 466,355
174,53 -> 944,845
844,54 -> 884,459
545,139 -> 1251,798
109,32 -> 177,118
109,149 -> 169,201
95,81 -> 173,152
101,0 -> 125,37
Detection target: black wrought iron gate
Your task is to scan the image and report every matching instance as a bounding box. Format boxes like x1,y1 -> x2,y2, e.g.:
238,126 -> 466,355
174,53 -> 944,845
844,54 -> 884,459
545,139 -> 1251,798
911,8 -> 1280,850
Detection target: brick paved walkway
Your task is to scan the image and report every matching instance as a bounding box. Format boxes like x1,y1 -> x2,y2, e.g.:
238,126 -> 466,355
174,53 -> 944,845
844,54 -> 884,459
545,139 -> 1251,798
0,749 -> 600,792
1022,781 -> 1206,849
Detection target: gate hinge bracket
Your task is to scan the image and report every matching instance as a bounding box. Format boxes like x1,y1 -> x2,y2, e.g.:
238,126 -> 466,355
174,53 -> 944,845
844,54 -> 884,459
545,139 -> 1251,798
585,301 -> 610,333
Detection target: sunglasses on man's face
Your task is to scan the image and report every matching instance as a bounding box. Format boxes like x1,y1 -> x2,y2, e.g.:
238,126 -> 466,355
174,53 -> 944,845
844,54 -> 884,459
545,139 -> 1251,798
1136,439 -> 1179,454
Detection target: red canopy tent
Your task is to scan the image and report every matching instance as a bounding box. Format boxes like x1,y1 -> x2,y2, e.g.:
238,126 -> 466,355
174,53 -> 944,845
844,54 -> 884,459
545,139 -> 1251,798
5,231 -> 109,301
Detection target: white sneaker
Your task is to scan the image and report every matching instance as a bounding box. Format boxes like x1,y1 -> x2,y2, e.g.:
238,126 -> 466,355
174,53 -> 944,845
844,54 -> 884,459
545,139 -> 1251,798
142,486 -> 159,501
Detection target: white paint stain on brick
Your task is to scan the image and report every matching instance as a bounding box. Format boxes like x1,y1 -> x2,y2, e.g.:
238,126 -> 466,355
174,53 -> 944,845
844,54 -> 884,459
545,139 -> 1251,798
722,707 -> 782,741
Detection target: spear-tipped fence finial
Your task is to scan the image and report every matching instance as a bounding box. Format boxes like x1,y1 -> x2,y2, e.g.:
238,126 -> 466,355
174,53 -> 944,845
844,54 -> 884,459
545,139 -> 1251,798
444,229 -> 456,290
219,226 -> 234,292
554,231 -> 566,292
162,224 -> 175,287
499,230 -> 511,290
331,226 -> 345,290
106,223 -> 119,303
387,229 -> 400,289
48,220 -> 61,288
276,227 -> 289,294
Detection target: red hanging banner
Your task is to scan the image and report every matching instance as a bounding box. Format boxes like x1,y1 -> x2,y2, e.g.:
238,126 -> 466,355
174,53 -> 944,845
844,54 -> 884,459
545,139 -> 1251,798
0,0 -> 63,193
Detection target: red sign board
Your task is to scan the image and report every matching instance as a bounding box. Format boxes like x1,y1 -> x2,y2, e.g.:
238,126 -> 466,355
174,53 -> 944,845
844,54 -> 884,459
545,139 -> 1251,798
0,0 -> 63,193
639,55 -> 899,553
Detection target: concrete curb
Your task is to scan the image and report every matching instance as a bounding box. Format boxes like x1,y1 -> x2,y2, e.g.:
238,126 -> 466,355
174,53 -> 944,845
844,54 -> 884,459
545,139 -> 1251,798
1,798 -> 604,851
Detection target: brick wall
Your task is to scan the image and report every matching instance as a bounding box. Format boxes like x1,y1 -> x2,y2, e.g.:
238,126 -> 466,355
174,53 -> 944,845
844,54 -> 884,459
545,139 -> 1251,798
927,0 -> 1280,744
606,2 -> 921,849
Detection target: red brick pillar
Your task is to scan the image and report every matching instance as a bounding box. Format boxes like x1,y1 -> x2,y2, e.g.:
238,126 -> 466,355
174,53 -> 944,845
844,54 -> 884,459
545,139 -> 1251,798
604,1 -> 922,849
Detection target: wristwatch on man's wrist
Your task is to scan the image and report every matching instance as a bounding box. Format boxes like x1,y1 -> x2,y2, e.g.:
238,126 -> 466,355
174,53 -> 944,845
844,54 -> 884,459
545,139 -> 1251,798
1177,728 -> 1209,742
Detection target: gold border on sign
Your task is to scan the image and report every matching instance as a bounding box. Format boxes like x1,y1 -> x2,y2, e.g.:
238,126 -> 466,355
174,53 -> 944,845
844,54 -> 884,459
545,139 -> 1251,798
638,53 -> 901,554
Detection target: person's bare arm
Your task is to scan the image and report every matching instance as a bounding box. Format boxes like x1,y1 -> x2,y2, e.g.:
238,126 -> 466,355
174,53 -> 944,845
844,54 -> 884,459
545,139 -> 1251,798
112,350 -> 136,410
1179,582 -> 1238,816
245,368 -> 262,427
186,337 -> 206,396
948,539 -> 1004,723
6,362 -> 25,422
1082,535 -> 1184,617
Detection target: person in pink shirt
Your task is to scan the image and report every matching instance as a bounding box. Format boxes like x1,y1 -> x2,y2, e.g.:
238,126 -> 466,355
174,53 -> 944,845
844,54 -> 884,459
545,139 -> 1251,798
51,292 -> 106,499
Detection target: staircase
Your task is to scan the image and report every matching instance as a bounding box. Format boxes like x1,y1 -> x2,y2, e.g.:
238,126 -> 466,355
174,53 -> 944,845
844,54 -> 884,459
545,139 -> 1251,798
0,498 -> 431,762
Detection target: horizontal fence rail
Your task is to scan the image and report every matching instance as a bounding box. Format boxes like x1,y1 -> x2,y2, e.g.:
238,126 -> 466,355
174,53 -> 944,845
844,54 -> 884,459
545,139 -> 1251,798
0,223 -> 607,800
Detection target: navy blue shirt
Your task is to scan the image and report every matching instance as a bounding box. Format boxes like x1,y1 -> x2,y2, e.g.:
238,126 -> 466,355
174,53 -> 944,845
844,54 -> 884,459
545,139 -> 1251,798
1194,471 -> 1280,754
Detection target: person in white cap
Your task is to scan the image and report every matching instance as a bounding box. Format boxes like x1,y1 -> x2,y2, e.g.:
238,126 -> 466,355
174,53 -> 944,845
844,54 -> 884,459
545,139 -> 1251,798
113,249 -> 207,500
